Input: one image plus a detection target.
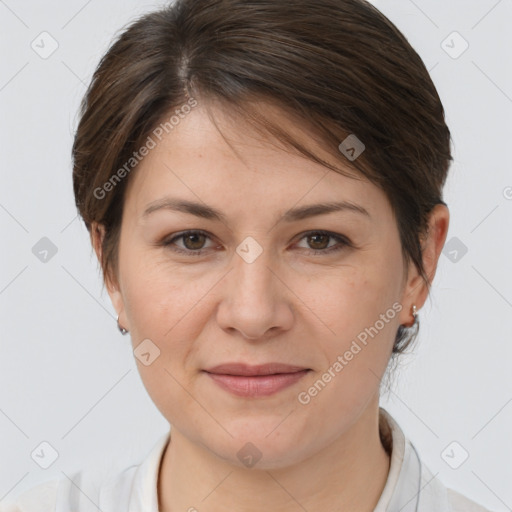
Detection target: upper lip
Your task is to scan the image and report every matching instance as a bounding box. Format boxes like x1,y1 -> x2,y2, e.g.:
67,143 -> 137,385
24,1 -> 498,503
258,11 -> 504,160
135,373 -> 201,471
204,363 -> 310,376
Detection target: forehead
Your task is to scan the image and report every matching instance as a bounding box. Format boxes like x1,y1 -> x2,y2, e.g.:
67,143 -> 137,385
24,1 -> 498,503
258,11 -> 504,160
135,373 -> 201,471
124,101 -> 388,222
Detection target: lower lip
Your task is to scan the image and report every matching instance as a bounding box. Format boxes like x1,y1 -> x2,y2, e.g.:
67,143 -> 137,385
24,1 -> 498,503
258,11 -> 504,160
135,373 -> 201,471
204,370 -> 310,397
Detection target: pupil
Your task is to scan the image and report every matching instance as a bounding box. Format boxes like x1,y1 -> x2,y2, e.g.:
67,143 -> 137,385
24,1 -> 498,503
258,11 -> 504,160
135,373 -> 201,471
185,233 -> 204,250
310,234 -> 328,249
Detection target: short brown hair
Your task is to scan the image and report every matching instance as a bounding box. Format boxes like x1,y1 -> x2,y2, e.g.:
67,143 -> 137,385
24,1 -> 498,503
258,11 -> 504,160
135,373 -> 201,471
72,0 -> 452,356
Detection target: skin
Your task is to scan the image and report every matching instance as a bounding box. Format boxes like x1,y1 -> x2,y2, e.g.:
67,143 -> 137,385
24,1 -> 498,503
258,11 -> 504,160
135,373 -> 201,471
92,99 -> 449,512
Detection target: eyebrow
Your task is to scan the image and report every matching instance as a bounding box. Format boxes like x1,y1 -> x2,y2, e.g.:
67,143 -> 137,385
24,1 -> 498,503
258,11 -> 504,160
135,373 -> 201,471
141,197 -> 371,223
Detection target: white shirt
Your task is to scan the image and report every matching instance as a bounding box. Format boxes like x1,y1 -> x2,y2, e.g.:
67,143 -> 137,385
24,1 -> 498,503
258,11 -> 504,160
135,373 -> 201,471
1,408 -> 492,511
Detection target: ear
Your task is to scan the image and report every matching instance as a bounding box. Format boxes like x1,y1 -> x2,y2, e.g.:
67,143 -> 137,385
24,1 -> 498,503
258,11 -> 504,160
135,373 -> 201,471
399,203 -> 450,326
91,221 -> 128,329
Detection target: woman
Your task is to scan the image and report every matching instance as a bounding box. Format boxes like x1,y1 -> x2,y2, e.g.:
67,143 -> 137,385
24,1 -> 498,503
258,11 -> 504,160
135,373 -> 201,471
2,0 -> 493,510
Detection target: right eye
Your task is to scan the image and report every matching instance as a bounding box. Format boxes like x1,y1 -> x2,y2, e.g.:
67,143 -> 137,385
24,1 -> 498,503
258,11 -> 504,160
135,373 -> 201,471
161,230 -> 218,256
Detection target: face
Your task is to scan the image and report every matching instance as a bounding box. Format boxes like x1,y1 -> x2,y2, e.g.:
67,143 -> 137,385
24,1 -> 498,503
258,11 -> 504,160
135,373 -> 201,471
98,99 -> 425,469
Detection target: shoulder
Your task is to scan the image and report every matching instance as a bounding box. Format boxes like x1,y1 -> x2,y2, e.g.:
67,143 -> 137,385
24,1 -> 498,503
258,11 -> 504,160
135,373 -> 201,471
0,463 -> 136,512
1,433 -> 169,512
0,479 -> 59,512
379,408 -> 495,512
415,452 -> 493,512
446,487 -> 493,512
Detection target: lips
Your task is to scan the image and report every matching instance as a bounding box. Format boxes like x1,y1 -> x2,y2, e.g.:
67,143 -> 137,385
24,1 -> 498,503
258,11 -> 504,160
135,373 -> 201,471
204,362 -> 309,376
202,363 -> 311,398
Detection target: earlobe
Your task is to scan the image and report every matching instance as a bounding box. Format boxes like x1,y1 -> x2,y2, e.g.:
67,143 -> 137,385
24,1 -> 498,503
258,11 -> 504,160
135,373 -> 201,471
399,203 -> 450,325
400,261 -> 428,325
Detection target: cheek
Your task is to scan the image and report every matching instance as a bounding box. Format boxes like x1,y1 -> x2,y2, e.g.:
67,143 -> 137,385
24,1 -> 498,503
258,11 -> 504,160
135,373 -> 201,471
121,258 -> 219,402
296,275 -> 398,421
301,265 -> 400,400
121,249 -> 211,339
121,261 -> 209,420
307,262 -> 399,337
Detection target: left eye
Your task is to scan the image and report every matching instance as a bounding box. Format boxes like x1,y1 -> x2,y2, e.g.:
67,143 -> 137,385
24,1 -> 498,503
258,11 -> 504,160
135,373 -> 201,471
294,231 -> 350,254
161,230 -> 350,256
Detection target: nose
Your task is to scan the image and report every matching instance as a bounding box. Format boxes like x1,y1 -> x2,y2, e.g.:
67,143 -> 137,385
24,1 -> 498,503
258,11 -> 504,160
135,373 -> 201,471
216,245 -> 294,342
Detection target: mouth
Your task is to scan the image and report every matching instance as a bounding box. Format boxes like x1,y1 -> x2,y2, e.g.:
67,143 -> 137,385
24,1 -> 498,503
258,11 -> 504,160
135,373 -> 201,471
202,363 -> 311,398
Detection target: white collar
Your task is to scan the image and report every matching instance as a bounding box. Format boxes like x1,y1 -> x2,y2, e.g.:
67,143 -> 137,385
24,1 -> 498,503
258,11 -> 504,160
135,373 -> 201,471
374,408 -> 451,511
94,407 -> 452,511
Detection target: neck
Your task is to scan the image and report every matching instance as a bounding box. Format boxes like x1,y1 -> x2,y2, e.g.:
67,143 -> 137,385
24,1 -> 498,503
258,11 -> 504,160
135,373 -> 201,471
158,400 -> 391,512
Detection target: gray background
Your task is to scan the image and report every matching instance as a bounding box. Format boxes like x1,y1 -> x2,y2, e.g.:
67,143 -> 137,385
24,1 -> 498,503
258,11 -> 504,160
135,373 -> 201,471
0,0 -> 511,509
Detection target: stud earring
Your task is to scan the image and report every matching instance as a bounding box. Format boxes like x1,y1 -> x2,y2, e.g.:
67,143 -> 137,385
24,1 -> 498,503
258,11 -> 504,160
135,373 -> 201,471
411,304 -> 418,327
117,315 -> 129,335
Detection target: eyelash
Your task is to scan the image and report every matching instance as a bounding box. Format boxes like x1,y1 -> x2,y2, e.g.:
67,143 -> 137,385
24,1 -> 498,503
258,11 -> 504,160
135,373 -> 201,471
161,229 -> 351,257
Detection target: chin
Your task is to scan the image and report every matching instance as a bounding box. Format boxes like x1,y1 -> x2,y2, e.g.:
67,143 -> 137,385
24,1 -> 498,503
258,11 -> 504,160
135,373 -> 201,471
202,421 -> 311,470
219,440 -> 309,471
